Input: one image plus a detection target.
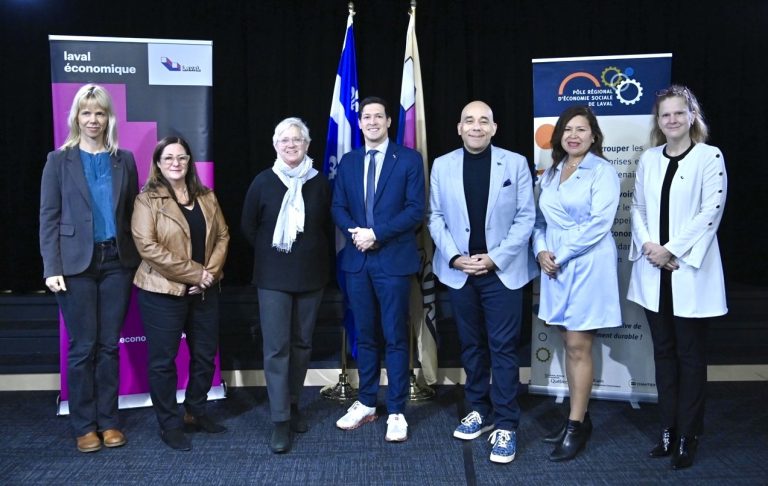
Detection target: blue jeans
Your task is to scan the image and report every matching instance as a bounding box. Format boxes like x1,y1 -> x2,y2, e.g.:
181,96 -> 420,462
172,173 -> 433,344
56,242 -> 134,436
449,273 -> 523,430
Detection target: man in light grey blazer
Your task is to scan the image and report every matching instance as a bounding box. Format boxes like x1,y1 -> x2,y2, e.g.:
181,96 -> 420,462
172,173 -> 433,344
428,101 -> 537,464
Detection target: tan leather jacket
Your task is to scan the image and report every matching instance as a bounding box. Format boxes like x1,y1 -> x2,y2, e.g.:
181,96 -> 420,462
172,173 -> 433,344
132,185 -> 229,296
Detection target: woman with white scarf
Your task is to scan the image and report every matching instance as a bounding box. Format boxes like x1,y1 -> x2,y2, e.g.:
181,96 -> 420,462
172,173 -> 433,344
241,117 -> 331,453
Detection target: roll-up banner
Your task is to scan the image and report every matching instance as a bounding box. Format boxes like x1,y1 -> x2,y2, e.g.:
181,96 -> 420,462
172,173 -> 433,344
49,35 -> 224,414
530,54 -> 672,403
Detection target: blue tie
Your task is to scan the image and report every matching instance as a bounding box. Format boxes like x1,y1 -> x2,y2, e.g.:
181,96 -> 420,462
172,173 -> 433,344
365,149 -> 378,227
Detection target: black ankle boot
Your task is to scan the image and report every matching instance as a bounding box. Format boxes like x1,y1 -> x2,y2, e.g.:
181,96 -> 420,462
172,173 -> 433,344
270,421 -> 291,453
161,428 -> 192,451
543,411 -> 592,444
649,427 -> 676,458
671,435 -> 698,469
549,419 -> 589,462
290,404 -> 308,433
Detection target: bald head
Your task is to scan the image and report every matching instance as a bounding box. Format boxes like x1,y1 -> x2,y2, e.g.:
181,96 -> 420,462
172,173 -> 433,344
458,100 -> 497,153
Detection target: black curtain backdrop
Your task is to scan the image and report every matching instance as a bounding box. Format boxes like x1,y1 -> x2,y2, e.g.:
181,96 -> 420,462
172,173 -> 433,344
2,0 -> 766,291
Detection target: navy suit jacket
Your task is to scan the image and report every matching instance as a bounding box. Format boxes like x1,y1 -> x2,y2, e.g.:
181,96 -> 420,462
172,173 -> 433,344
39,147 -> 140,278
331,141 -> 425,276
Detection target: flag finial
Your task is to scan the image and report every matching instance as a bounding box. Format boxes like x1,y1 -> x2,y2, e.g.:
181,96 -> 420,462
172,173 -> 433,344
348,2 -> 355,15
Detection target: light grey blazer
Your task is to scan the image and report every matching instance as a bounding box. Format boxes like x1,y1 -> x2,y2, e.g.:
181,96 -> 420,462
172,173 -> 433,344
428,146 -> 538,290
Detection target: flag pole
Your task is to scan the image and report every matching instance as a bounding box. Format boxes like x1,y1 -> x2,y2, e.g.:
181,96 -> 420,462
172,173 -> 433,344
320,0 -> 359,402
404,0 -> 435,401
320,327 -> 358,401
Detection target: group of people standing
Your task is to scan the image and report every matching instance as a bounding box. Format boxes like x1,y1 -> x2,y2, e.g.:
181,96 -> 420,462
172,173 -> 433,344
40,83 -> 726,472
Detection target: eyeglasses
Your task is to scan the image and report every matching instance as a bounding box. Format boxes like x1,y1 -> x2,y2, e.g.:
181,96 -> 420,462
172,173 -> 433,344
277,137 -> 305,146
161,155 -> 190,165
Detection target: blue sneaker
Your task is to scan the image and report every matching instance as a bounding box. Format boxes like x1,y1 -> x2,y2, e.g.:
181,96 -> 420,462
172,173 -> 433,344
453,411 -> 494,440
489,429 -> 516,463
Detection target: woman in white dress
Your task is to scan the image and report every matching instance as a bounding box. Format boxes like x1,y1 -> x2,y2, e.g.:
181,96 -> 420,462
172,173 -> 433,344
627,85 -> 727,470
533,105 -> 621,461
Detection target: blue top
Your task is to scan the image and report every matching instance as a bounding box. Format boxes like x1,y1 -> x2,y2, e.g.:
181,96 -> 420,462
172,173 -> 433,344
80,149 -> 116,242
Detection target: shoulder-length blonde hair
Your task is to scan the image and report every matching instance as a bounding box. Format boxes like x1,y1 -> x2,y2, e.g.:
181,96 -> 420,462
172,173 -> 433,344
60,84 -> 119,155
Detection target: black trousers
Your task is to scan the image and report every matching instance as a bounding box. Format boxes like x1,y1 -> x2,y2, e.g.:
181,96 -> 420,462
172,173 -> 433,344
138,288 -> 219,431
645,272 -> 708,437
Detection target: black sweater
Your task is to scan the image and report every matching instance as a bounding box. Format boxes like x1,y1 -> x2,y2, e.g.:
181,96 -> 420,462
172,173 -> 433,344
241,169 -> 332,292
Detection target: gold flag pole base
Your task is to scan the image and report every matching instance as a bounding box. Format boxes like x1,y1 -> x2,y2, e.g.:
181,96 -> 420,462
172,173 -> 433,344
408,372 -> 435,401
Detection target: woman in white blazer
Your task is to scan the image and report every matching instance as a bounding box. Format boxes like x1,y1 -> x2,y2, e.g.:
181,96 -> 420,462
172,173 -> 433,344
627,85 -> 727,470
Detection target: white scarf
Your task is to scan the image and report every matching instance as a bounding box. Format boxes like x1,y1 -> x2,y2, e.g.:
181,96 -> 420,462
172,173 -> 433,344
271,155 -> 318,252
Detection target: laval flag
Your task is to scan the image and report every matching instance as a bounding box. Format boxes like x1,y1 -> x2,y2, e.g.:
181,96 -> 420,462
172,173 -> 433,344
530,54 -> 672,403
49,35 -> 224,414
322,13 -> 361,357
395,6 -> 438,386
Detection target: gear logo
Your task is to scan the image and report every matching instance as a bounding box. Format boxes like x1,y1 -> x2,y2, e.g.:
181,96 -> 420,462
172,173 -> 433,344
535,347 -> 552,363
600,66 -> 626,88
616,78 -> 644,105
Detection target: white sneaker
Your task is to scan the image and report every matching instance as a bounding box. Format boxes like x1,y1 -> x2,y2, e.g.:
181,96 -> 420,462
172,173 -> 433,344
336,401 -> 377,430
385,413 -> 408,442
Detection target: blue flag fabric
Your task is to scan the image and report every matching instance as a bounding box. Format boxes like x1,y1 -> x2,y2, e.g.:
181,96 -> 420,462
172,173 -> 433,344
323,14 -> 361,357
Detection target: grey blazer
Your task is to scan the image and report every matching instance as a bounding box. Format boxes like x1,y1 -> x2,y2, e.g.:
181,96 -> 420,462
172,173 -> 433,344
39,147 -> 140,277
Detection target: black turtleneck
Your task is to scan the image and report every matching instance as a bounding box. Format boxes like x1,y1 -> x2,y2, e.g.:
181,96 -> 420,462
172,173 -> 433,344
463,144 -> 492,255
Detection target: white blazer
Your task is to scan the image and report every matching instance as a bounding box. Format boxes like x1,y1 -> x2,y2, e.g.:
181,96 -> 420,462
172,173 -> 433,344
627,143 -> 727,317
428,146 -> 538,290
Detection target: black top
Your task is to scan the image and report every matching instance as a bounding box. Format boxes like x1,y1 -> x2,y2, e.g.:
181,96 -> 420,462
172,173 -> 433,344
463,145 -> 492,254
657,143 -> 694,312
659,143 -> 694,245
241,169 -> 332,292
179,201 -> 206,265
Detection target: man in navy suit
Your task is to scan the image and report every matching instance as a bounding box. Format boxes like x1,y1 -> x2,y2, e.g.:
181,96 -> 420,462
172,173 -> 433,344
331,96 -> 425,442
428,101 -> 537,463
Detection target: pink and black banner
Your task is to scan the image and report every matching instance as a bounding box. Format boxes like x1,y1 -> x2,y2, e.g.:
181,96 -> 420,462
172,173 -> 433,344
49,35 -> 224,414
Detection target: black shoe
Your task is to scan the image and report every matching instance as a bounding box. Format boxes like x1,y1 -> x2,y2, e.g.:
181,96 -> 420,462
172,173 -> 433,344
549,419 -> 589,462
671,435 -> 698,470
270,421 -> 291,454
649,427 -> 676,458
543,411 -> 591,444
161,428 -> 192,451
290,404 -> 308,433
184,413 -> 227,434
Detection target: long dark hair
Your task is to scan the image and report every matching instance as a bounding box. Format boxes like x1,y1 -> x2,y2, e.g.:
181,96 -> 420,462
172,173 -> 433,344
549,105 -> 605,172
143,136 -> 210,201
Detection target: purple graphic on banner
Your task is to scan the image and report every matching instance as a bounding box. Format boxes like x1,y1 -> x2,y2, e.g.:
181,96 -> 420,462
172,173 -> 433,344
50,55 -> 221,410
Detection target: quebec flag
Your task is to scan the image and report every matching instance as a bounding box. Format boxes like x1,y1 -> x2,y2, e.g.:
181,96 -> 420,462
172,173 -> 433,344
323,12 -> 361,356
323,14 -> 360,180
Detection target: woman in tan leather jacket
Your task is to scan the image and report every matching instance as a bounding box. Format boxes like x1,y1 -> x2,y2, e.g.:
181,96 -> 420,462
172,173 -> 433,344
131,136 -> 229,451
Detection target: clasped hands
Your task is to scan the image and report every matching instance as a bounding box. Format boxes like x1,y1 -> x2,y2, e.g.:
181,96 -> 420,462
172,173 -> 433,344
453,254 -> 496,276
642,242 -> 679,271
537,251 -> 560,279
189,268 -> 214,295
348,227 -> 377,252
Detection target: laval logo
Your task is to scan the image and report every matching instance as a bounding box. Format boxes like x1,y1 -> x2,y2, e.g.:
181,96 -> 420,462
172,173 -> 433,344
556,65 -> 644,106
161,56 -> 181,71
160,56 -> 202,73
